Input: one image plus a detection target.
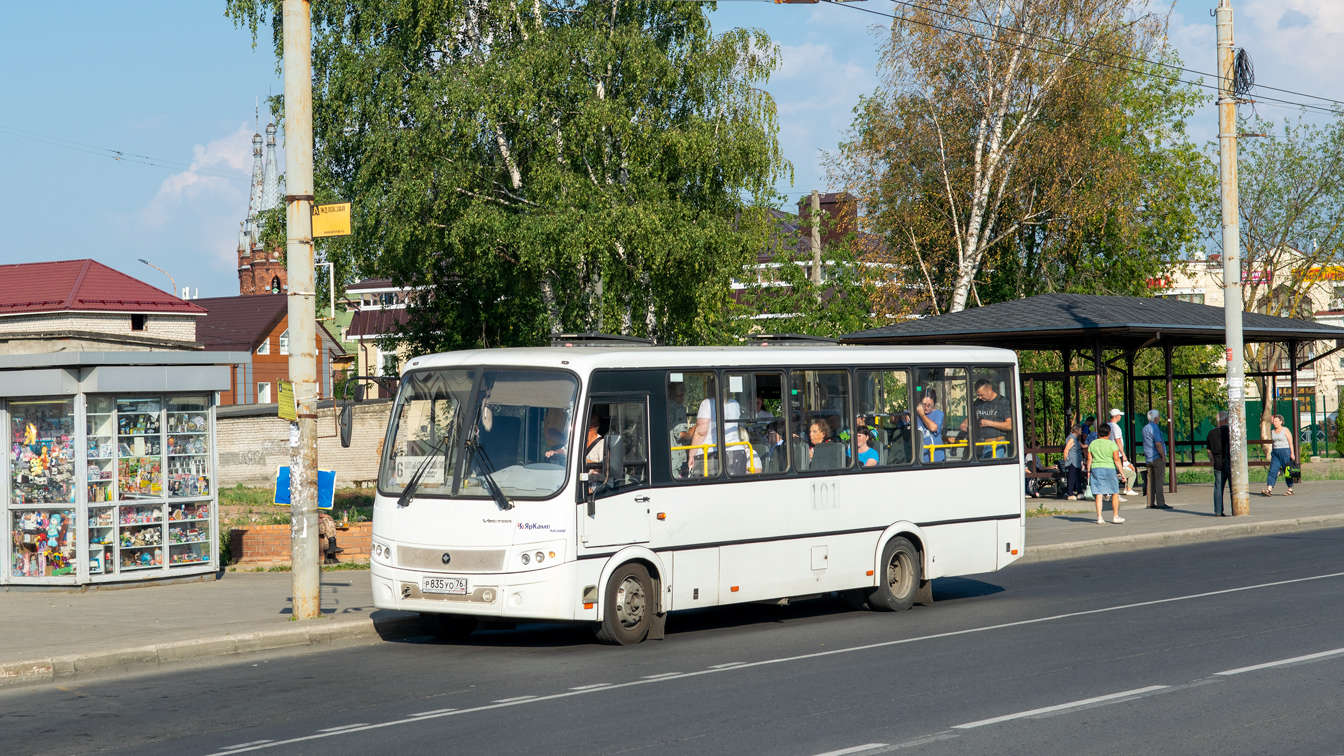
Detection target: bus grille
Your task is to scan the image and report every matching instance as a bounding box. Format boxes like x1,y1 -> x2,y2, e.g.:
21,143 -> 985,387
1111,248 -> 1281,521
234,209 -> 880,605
396,545 -> 507,573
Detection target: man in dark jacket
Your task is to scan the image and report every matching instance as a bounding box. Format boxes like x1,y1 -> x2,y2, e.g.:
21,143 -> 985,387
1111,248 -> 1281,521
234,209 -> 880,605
1207,411 -> 1232,516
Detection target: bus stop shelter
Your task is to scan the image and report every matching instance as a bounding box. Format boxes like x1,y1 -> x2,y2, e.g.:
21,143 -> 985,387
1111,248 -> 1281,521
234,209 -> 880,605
843,294 -> 1344,493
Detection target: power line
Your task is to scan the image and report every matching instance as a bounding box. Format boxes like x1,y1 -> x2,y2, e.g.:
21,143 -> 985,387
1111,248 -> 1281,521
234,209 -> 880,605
875,0 -> 1344,109
827,0 -> 1342,117
0,123 -> 251,182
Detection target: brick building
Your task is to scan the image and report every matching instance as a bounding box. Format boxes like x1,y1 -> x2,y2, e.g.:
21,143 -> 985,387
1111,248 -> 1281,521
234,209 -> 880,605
0,259 -> 206,355
195,293 -> 345,405
235,123 -> 288,297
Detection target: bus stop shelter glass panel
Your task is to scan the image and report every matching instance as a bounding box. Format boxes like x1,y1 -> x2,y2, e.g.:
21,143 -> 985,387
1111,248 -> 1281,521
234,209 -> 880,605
916,368 -> 968,463
971,367 -> 1016,460
857,370 -> 913,467
725,372 -> 787,477
789,370 -> 851,472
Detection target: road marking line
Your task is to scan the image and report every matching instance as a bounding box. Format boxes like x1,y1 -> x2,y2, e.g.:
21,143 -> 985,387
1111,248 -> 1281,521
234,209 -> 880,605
410,709 -> 456,717
221,742 -> 273,751
810,743 -> 887,756
491,696 -> 537,703
1216,646 -> 1344,676
640,672 -> 682,679
197,569 -> 1344,756
708,662 -> 745,669
952,686 -> 1169,729
317,724 -> 368,733
568,684 -> 611,691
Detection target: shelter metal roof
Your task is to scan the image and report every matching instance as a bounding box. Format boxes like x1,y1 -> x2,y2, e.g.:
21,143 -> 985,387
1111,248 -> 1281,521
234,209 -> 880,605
843,293 -> 1344,350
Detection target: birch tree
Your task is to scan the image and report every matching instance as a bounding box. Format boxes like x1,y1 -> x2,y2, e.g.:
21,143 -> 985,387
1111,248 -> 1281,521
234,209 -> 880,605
832,0 -> 1175,313
227,0 -> 786,350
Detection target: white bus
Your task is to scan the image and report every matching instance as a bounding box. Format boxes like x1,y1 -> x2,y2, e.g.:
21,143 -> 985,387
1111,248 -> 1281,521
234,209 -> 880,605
370,343 -> 1024,645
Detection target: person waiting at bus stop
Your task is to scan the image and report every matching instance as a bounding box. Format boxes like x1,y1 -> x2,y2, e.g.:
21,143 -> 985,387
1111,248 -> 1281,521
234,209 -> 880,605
1142,409 -> 1171,509
1263,413 -> 1298,496
1086,422 -> 1124,524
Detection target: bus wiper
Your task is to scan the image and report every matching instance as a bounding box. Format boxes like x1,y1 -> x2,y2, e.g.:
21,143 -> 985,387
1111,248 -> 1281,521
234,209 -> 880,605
397,436 -> 449,508
466,439 -> 514,511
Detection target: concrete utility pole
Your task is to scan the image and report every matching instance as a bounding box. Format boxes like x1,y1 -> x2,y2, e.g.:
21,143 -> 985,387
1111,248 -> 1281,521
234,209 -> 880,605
283,0 -> 321,617
810,190 -> 822,285
1217,0 -> 1250,517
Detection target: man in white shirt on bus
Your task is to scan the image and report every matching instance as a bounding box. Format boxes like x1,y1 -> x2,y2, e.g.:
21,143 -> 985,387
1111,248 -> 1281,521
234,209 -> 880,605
690,397 -> 745,476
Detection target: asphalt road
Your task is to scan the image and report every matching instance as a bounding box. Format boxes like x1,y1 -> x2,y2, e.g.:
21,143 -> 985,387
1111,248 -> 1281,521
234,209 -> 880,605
6,528 -> 1344,756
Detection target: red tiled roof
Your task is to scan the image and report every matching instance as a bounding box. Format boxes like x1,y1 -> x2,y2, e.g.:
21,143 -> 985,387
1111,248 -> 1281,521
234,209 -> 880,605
195,294 -> 346,355
347,308 -> 409,338
0,259 -> 206,316
346,277 -> 397,292
194,294 -> 289,351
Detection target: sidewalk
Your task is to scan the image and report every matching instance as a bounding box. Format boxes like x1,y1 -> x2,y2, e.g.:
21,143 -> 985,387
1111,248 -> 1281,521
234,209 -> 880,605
1018,478 -> 1344,563
2,481 -> 1340,690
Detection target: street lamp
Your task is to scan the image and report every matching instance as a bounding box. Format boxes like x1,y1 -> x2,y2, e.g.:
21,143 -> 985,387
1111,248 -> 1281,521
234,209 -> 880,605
137,259 -> 179,298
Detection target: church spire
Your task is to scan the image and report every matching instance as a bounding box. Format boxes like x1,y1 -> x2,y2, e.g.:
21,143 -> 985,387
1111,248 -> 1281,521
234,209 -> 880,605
261,123 -> 280,212
247,130 -> 265,219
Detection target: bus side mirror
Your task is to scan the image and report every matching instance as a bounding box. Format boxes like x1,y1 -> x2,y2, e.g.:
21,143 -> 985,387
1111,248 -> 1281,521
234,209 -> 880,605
353,384 -> 366,403
339,404 -> 353,448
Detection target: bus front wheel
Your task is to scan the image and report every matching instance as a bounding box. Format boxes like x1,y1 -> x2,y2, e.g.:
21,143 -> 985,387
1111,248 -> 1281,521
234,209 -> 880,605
420,612 -> 479,641
867,537 -> 921,612
595,563 -> 653,645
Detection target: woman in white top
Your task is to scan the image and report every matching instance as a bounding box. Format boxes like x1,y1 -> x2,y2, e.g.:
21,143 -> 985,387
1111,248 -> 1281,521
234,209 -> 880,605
1263,413 -> 1297,496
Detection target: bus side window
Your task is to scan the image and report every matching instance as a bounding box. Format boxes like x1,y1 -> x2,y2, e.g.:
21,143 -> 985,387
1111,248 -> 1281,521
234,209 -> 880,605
789,369 -> 852,472
669,371 -> 720,480
725,372 -> 787,477
856,369 -> 912,467
971,366 -> 1016,461
915,367 -> 968,464
586,400 -> 650,498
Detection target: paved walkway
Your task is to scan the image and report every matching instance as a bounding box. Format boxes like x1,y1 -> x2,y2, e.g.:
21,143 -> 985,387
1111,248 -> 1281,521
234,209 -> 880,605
2,480 -> 1340,689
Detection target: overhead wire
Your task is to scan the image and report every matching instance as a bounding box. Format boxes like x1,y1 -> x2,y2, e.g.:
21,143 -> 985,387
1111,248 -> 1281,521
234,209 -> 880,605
0,123 -> 252,182
826,0 -> 1343,117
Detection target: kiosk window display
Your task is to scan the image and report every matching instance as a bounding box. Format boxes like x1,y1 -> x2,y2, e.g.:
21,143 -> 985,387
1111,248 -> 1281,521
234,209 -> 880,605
6,393 -> 217,583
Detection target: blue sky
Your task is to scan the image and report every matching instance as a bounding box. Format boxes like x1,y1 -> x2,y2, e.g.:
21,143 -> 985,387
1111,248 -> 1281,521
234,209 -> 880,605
1,1 -> 1339,298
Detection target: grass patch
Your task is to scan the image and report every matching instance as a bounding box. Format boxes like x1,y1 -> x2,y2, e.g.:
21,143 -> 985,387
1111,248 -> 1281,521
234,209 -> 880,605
241,562 -> 370,572
1027,504 -> 1082,518
219,485 -> 374,530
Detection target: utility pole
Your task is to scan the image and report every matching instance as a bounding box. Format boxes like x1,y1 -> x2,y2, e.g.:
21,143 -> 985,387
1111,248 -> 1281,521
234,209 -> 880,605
1217,0 -> 1250,517
283,0 -> 320,617
810,190 -> 822,285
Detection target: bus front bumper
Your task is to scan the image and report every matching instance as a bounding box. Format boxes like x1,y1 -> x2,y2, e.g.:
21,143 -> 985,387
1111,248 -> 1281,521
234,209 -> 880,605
371,560 -> 587,622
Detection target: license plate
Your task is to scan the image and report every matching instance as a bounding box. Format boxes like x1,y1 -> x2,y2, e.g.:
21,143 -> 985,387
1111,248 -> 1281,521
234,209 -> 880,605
421,576 -> 468,595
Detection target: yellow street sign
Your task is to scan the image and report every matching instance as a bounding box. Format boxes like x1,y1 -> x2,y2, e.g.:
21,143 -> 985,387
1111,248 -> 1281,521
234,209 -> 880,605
312,202 -> 352,238
277,380 -> 297,421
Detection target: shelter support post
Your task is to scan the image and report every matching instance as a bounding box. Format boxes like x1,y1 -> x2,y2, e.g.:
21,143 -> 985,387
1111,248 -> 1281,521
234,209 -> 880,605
1095,340 -> 1105,424
1290,341 -> 1300,463
1061,349 -> 1072,429
1165,344 -> 1176,494
1124,351 -> 1136,461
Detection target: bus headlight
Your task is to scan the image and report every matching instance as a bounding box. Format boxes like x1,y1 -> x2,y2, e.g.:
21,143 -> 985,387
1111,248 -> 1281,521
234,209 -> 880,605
372,539 -> 394,566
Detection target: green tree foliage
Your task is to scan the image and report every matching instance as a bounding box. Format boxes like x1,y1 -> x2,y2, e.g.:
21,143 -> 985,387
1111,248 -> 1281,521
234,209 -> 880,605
830,3 -> 1210,315
227,0 -> 787,352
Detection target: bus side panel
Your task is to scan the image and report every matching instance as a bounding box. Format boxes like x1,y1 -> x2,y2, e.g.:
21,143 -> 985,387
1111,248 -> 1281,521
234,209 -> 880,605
718,531 -> 877,603
922,521 -> 998,578
998,517 -> 1024,569
669,547 -> 719,610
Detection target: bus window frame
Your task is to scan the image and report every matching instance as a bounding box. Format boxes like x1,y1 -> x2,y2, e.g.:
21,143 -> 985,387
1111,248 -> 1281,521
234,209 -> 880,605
576,392 -> 653,503
852,366 -> 915,472
786,366 -> 854,477
723,370 -> 790,479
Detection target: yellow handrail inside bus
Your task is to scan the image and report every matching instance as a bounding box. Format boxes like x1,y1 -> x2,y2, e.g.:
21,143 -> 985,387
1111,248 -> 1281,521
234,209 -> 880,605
670,440 -> 759,475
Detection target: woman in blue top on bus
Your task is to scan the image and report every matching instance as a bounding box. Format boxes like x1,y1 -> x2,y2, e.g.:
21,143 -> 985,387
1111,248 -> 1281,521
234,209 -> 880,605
916,390 -> 945,462
855,426 -> 879,467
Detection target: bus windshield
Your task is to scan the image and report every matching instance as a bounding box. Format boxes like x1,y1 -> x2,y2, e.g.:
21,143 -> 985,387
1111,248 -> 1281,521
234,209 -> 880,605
379,368 -> 579,501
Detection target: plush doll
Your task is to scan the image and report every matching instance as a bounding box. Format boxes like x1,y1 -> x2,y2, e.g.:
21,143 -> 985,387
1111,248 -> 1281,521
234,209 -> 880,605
24,422 -> 37,449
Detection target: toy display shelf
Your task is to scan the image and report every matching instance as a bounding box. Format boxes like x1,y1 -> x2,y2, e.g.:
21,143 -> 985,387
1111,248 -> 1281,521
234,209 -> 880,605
168,517 -> 209,524
120,562 -> 160,572
169,539 -> 210,547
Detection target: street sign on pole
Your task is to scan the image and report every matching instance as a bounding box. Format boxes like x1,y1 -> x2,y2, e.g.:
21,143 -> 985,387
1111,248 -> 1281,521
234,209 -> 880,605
277,380 -> 297,421
312,202 -> 352,237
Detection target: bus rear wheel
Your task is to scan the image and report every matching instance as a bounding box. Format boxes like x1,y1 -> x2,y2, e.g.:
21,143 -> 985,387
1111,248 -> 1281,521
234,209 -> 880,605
866,537 -> 920,612
420,612 -> 479,641
594,563 -> 653,645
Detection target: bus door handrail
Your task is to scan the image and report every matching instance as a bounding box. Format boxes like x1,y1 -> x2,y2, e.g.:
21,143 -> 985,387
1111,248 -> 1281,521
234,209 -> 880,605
670,440 -> 759,475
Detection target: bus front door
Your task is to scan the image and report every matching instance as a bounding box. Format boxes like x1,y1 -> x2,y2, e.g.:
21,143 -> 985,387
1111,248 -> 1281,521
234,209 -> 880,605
580,396 -> 651,548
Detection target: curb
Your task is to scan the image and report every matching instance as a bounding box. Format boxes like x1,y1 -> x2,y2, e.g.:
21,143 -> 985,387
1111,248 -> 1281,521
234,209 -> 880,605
0,611 -> 424,691
1019,513 -> 1344,564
